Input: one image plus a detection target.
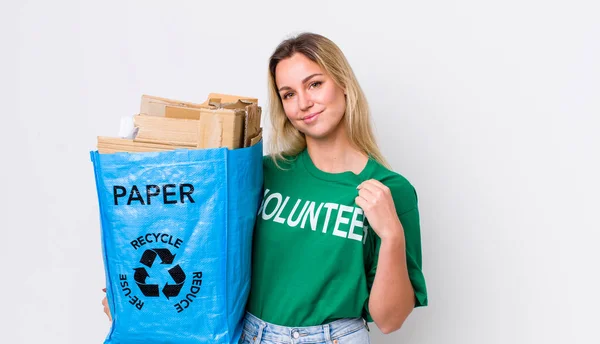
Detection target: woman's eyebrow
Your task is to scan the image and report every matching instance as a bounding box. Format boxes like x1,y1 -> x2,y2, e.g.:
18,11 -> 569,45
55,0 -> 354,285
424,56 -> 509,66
278,73 -> 323,92
302,73 -> 323,84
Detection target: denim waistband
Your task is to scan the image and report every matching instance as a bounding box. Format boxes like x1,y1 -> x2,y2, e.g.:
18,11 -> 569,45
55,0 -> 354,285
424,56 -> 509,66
242,312 -> 367,343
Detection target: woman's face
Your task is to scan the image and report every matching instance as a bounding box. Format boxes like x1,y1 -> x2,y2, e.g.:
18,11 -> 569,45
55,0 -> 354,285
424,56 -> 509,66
275,53 -> 347,140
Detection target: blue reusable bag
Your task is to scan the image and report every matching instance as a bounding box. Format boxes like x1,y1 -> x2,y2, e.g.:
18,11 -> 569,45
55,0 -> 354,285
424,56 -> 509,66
90,142 -> 263,344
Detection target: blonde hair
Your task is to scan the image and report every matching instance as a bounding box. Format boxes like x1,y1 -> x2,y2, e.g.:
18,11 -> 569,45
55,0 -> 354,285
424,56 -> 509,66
267,32 -> 389,168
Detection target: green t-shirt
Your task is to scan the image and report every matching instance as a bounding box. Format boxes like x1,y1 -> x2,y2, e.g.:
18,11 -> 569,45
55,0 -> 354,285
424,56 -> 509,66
246,149 -> 428,327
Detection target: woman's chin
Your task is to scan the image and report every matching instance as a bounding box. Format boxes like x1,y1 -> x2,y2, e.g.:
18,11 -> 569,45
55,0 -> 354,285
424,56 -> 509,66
303,126 -> 343,141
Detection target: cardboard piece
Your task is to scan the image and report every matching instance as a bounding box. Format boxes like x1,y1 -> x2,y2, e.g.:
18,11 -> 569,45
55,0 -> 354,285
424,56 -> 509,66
98,93 -> 262,153
250,128 -> 263,147
202,93 -> 258,106
97,137 -> 190,154
243,104 -> 262,147
140,93 -> 258,117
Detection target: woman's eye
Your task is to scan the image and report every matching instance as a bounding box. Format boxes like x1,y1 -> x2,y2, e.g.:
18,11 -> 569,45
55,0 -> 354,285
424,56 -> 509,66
283,92 -> 294,99
309,81 -> 322,89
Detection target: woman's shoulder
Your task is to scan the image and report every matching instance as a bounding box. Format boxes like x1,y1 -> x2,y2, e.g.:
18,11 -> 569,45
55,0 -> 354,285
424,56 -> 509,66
262,152 -> 301,169
369,160 -> 418,212
369,160 -> 412,188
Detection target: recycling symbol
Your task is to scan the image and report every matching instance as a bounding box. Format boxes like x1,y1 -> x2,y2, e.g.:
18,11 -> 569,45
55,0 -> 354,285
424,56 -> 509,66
133,248 -> 186,299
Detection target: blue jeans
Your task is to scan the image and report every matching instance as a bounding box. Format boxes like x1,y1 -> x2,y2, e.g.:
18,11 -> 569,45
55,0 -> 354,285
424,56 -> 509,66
239,312 -> 370,344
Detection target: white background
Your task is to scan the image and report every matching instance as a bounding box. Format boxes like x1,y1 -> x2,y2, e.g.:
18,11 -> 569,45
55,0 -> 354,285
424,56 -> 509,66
1,0 -> 599,343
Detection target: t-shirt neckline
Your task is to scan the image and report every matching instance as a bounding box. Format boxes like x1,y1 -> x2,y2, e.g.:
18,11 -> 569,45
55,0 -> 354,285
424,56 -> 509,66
300,148 -> 376,182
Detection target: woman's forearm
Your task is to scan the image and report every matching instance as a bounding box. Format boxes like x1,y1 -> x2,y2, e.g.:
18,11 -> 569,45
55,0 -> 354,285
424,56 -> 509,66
368,232 -> 415,334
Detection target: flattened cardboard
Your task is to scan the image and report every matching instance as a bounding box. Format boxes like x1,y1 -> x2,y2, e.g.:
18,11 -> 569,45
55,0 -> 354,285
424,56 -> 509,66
140,95 -> 204,117
133,115 -> 203,147
201,93 -> 258,106
164,106 -> 202,120
243,104 -> 262,147
133,110 -> 245,149
249,128 -> 263,146
141,93 -> 258,117
97,137 -> 189,154
98,93 -> 262,153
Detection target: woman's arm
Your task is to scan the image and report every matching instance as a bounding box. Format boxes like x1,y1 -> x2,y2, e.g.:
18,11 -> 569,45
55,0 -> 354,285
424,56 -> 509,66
356,179 -> 417,333
368,232 -> 415,333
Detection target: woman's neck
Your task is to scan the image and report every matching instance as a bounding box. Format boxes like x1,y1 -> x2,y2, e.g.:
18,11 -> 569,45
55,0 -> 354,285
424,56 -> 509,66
305,126 -> 368,175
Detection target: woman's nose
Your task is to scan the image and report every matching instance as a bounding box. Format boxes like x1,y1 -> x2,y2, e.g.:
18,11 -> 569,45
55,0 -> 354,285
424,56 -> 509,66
298,91 -> 314,112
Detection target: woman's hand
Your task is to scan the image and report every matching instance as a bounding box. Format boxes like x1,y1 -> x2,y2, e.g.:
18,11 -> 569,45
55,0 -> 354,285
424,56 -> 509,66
356,179 -> 404,242
102,288 -> 112,321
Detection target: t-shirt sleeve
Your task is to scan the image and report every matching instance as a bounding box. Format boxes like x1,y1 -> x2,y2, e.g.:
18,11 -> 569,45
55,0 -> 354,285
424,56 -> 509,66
365,180 -> 428,313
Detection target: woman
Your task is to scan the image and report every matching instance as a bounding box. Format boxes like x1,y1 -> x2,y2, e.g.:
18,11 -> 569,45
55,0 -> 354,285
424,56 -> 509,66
104,32 -> 428,343
238,32 -> 427,343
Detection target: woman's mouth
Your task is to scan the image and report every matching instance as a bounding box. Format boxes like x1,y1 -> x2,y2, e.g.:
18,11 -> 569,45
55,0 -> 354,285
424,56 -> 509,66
302,110 -> 323,124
